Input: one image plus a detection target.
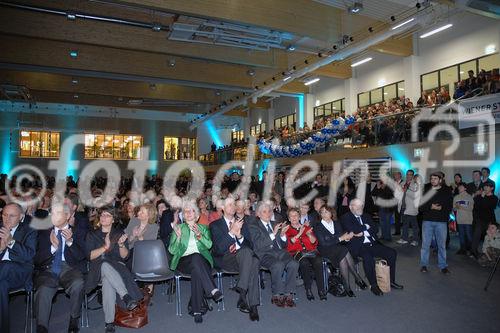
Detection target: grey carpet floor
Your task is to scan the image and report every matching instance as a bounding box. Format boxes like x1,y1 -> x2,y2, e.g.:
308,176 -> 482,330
9,237 -> 500,333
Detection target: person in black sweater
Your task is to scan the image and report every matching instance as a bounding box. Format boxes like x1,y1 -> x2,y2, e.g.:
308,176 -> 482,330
471,182 -> 498,258
419,173 -> 453,274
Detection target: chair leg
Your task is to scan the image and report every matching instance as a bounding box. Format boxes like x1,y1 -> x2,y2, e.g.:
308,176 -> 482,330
24,292 -> 29,333
354,263 -> 361,291
258,274 -> 262,306
85,293 -> 89,327
322,260 -> 329,294
175,276 -> 182,316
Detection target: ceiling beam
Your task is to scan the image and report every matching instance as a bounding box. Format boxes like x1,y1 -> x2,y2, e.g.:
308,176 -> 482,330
0,6 -> 289,69
0,70 -> 224,104
0,34 -> 307,94
313,61 -> 352,79
107,0 -> 342,43
369,35 -> 413,57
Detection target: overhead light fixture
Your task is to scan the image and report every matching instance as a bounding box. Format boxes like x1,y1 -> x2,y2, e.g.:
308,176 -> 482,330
351,57 -> 372,67
283,76 -> 292,81
67,12 -> 76,20
168,59 -> 176,67
304,77 -> 320,86
398,87 -> 405,91
485,44 -> 496,55
71,78 -> 79,84
420,23 -> 453,38
247,69 -> 256,76
73,94 -> 79,99
287,45 -> 296,51
348,2 -> 363,14
69,50 -> 78,58
391,18 -> 415,30
152,23 -> 162,32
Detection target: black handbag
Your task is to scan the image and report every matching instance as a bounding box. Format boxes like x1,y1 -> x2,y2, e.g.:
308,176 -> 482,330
328,272 -> 347,297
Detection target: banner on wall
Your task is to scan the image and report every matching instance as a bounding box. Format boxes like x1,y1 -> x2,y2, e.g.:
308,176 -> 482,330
457,93 -> 500,129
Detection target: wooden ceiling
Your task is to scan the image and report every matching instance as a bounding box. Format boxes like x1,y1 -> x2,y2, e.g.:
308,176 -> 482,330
0,0 -> 413,117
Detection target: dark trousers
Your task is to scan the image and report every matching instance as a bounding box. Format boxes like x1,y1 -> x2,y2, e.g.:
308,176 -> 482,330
471,220 -> 488,256
457,224 -> 473,251
297,255 -> 324,293
357,243 -> 397,286
259,250 -> 299,295
0,261 -> 31,333
34,263 -> 84,328
220,247 -> 260,306
177,253 -> 216,314
394,210 -> 401,235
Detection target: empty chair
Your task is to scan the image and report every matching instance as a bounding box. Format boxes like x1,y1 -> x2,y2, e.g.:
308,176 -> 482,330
132,240 -> 174,284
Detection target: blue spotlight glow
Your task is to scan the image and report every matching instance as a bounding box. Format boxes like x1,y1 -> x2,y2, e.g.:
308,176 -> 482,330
258,159 -> 270,181
297,95 -> 304,129
1,130 -> 12,174
489,159 -> 500,185
206,119 -> 222,148
386,146 -> 411,173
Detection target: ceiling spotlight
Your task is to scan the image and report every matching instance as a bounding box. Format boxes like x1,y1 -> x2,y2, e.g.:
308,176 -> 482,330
318,52 -> 323,57
168,59 -> 176,67
304,60 -> 309,64
292,66 -> 297,70
71,78 -> 79,84
263,81 -> 267,85
69,50 -> 78,58
349,36 -> 354,42
152,23 -> 162,31
348,2 -> 363,14
287,45 -> 296,51
247,69 -> 256,76
368,27 -> 374,33
254,86 -> 259,90
149,83 -> 156,90
304,77 -> 320,86
67,12 -> 76,20
214,90 -> 221,96
416,2 -> 421,9
391,16 -> 396,22
73,94 -> 79,99
342,35 -> 350,44
333,45 -> 338,50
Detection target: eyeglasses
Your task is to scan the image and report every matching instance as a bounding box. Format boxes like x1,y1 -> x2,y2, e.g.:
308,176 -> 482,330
1,213 -> 20,219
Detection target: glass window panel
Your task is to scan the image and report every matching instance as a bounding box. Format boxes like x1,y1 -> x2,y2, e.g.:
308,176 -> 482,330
324,103 -> 332,116
422,71 -> 439,92
164,137 -> 179,160
40,132 -> 49,157
50,133 -> 60,157
85,134 -> 95,158
439,66 -> 458,99
383,84 -> 397,102
397,82 -> 405,98
479,53 -> 500,72
261,123 -> 266,132
103,135 -> 113,158
371,88 -> 383,104
288,114 -> 294,125
459,60 -> 477,81
30,132 -> 40,157
95,134 -> 105,158
358,92 -> 369,107
20,131 -> 31,157
123,135 -> 134,159
274,119 -> 280,129
113,135 -> 123,159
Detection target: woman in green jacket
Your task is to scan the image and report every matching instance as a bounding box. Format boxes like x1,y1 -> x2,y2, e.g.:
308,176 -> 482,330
168,201 -> 222,323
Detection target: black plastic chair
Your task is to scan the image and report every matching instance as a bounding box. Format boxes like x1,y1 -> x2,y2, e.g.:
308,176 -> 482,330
9,288 -> 33,333
132,240 -> 174,284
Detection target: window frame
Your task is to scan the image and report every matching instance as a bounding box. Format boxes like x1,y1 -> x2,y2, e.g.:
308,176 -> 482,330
313,98 -> 345,120
19,129 -> 61,158
163,136 -> 197,160
84,133 -> 143,160
357,81 -> 405,108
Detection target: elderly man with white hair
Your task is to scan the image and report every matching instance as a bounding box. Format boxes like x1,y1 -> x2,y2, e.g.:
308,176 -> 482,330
339,198 -> 403,296
248,201 -> 299,308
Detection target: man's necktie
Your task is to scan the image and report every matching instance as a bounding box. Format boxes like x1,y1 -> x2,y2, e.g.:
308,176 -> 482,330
356,216 -> 363,226
51,230 -> 63,276
266,223 -> 281,249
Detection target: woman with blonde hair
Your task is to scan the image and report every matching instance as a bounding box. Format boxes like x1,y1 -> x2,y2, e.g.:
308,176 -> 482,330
168,201 -> 222,323
124,203 -> 159,249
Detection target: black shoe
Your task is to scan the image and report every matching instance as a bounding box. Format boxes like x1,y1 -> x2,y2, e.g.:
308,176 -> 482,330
211,289 -> 223,302
355,279 -> 368,290
237,298 -> 250,313
318,291 -> 327,301
441,268 -> 451,275
456,249 -> 466,255
122,294 -> 138,311
68,317 -> 80,333
393,232 -> 401,236
105,323 -> 115,333
346,289 -> 356,297
391,282 -> 404,290
305,289 -> 315,301
420,266 -> 428,273
249,305 -> 259,321
194,313 -> 203,324
370,285 -> 383,296
37,325 -> 48,333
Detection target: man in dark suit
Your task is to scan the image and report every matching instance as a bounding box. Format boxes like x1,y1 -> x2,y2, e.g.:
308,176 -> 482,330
34,203 -> 87,333
0,203 -> 37,333
210,198 -> 260,321
64,194 -> 90,240
340,198 -> 403,296
248,202 -> 299,307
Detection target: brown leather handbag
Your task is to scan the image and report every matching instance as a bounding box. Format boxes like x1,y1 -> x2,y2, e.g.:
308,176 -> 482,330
114,289 -> 151,329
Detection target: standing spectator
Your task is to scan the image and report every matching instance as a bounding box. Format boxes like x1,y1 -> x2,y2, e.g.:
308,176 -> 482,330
471,182 -> 498,259
453,183 -> 474,255
477,223 -> 500,267
392,171 -> 404,236
451,173 -> 463,196
419,173 -> 453,274
337,177 -> 355,218
480,167 -> 495,191
371,179 -> 395,242
397,170 -> 420,246
467,170 -> 482,196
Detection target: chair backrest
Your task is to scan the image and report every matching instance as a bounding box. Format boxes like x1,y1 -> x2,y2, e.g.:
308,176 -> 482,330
132,240 -> 171,277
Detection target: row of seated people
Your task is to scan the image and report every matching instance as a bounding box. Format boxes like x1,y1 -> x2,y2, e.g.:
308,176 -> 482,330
1,194 -> 402,332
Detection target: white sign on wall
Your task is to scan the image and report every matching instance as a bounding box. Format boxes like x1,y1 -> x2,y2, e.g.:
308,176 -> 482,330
457,93 -> 500,129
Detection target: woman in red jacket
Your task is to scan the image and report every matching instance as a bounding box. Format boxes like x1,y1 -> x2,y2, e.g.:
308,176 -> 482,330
285,208 -> 327,301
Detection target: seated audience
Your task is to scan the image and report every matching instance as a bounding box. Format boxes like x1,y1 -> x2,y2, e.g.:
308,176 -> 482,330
210,198 -> 260,321
86,207 -> 143,333
0,203 -> 37,333
34,203 -> 86,333
124,203 -> 159,249
340,199 -> 403,296
168,201 -> 222,323
285,208 -> 325,301
248,202 -> 299,308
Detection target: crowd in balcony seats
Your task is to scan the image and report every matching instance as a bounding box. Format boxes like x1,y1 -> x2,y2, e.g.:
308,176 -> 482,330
1,162 -> 498,331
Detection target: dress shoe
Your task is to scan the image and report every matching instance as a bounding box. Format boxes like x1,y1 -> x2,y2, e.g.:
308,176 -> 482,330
391,282 -> 404,290
37,325 -> 49,333
284,294 -> 296,307
68,317 -> 80,333
305,288 -> 315,301
345,289 -> 356,297
122,294 -> 138,311
271,295 -> 285,307
105,323 -> 115,333
318,291 -> 327,300
249,305 -> 260,321
355,279 -> 368,290
370,285 -> 384,296
194,313 -> 203,324
441,268 -> 451,275
237,298 -> 250,313
420,266 -> 428,273
211,289 -> 224,302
